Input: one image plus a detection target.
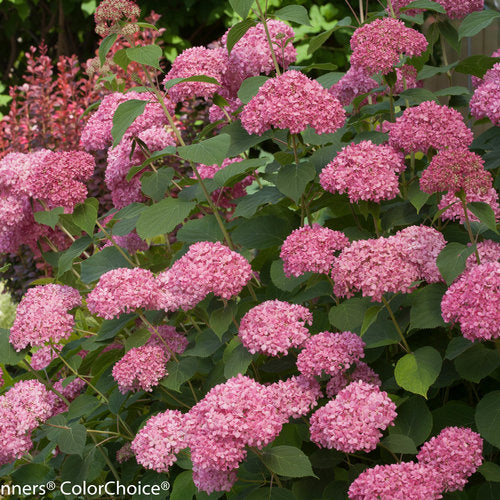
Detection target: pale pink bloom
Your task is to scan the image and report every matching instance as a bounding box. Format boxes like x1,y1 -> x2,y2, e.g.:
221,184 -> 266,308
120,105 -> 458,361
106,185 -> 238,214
192,466 -> 237,494
94,0 -> 140,36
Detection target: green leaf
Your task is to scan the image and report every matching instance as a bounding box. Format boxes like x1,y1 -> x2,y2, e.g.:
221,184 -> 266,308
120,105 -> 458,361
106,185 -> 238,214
124,328 -> 151,351
232,215 -> 292,249
380,434 -> 417,454
162,356 -> 200,392
275,161 -> 316,203
401,0 -> 445,13
164,74 -> 220,91
436,242 -> 475,285
98,33 -> 117,65
210,304 -> 236,340
237,76 -> 270,104
170,470 -> 197,500
307,17 -> 351,55
135,198 -> 196,239
11,464 -> 50,486
434,85 -> 470,97
126,44 -> 162,69
476,391 -> 500,448
476,482 -> 500,500
72,198 -> 98,236
455,55 -> 500,78
479,462 -> 500,482
407,180 -> 430,213
127,146 -> 177,180
458,10 -> 500,40
96,314 -> 134,342
395,346 -> 442,398
360,306 -> 382,336
112,203 -> 146,236
227,19 -> 257,54
454,344 -> 500,383
176,215 -> 225,243
316,72 -> 345,89
229,0 -> 255,18
113,48 -> 131,72
270,260 -> 311,292
213,158 -> 266,187
222,120 -> 272,157
0,328 -> 26,365
409,283 -> 447,330
55,422 -> 87,456
223,338 -> 253,379
438,20 -> 460,53
468,202 -> 498,233
67,394 -> 100,421
417,62 -> 458,79
33,207 -> 64,229
274,5 -> 311,26
390,397 -> 433,445
178,134 -> 231,166
111,99 -> 148,147
432,401 -> 475,434
57,236 -> 93,278
395,88 -> 439,106
233,186 -> 283,218
183,329 -> 222,358
445,337 -> 473,360
329,297 -> 371,333
80,246 -> 133,283
262,446 -> 316,478
141,167 -> 174,202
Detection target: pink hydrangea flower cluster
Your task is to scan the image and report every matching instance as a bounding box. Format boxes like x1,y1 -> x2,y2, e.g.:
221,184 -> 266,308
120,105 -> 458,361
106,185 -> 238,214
326,361 -> 381,398
348,462 -> 444,500
106,125 -> 176,208
331,226 -> 445,302
195,157 -> 253,212
112,344 -> 167,393
390,0 -> 483,19
103,232 -> 149,254
472,49 -> 500,88
437,187 -> 500,225
0,380 -> 53,465
238,300 -> 313,356
156,241 -> 252,312
87,268 -> 160,319
147,325 -> 189,357
94,0 -> 140,36
268,375 -> 322,419
350,18 -> 427,75
417,427 -> 483,492
420,148 -> 493,195
465,240 -> 500,270
10,284 -> 81,351
389,101 -> 473,153
297,331 -> 365,378
116,443 -> 134,463
310,381 -> 397,453
164,47 -> 228,102
220,20 -> 296,94
393,65 -> 422,94
184,375 -> 284,472
329,66 -> 378,106
80,92 -> 172,151
240,70 -> 345,135
319,140 -> 406,203
192,466 -> 237,495
441,262 -> 500,341
49,377 -> 86,415
280,223 -> 349,277
470,55 -> 500,126
30,344 -> 62,371
131,409 -> 185,472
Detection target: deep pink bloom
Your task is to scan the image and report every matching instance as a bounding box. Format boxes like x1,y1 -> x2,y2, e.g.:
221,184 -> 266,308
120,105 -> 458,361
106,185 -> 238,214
420,149 -> 492,195
49,377 -> 86,416
192,466 -> 237,494
239,300 -> 313,356
441,262 -> 500,341
280,224 -> 349,277
465,240 -> 500,271
185,375 -> 283,471
112,344 -> 167,393
389,101 -> 473,153
297,331 -> 365,378
320,140 -> 406,203
30,344 -> 62,371
417,427 -> 483,492
326,361 -> 381,398
146,325 -> 188,358
86,268 -> 160,319
438,188 -> 500,225
164,47 -> 228,102
156,242 -> 252,312
470,80 -> 500,126
348,462 -> 443,500
131,409 -> 186,472
10,284 -> 81,351
329,66 -> 378,106
390,0 -> 483,18
350,18 -> 427,75
268,375 -> 322,419
240,70 -> 345,135
116,443 -> 134,463
310,381 -> 397,453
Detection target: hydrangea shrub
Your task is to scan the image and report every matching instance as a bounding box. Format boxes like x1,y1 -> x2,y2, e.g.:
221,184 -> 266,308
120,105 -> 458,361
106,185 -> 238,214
0,0 -> 499,497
